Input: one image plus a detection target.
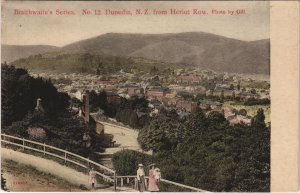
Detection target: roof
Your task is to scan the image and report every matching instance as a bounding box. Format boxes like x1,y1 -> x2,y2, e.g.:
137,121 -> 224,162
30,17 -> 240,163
199,99 -> 222,106
176,75 -> 201,81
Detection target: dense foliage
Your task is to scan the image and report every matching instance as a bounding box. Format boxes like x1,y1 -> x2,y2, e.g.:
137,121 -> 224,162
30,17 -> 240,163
1,64 -> 103,156
12,52 -> 178,75
115,97 -> 150,129
112,150 -> 152,176
136,107 -> 270,192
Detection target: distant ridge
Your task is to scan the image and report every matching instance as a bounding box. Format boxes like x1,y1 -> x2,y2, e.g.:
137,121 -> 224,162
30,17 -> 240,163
1,45 -> 59,63
2,32 -> 270,74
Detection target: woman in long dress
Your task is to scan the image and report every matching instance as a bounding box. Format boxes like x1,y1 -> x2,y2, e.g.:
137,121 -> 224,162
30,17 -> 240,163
148,164 -> 159,192
89,167 -> 96,189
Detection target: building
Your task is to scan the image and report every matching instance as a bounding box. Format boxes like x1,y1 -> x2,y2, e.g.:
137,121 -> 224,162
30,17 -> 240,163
228,115 -> 251,126
127,86 -> 144,95
175,75 -> 202,84
96,122 -> 105,135
146,87 -> 167,102
176,100 -> 197,112
198,100 -> 223,110
235,91 -> 260,100
106,92 -> 120,106
75,90 -> 84,101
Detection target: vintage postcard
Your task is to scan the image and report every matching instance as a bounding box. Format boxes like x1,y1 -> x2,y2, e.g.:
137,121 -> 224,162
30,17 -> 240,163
0,1 -> 299,192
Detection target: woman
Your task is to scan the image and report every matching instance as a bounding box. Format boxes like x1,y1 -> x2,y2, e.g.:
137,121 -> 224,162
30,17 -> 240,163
89,167 -> 96,189
148,164 -> 159,192
137,163 -> 146,192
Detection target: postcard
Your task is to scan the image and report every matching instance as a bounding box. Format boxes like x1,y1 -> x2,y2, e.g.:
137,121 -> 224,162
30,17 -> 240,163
1,1 -> 299,192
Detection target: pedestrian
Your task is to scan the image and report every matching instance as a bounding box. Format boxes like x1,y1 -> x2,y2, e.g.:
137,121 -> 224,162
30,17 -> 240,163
148,164 -> 159,192
89,167 -> 96,189
137,163 -> 146,192
154,167 -> 161,182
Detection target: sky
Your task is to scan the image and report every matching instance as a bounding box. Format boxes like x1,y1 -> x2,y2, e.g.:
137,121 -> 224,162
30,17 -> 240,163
1,1 -> 270,47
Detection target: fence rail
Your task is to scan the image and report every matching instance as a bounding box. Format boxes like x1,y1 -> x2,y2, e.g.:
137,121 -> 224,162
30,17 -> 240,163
1,133 -> 116,190
1,133 -> 209,192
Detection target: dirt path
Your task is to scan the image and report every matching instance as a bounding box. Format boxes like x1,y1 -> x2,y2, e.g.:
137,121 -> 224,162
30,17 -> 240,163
2,159 -> 84,192
1,148 -> 91,188
99,122 -> 152,155
1,148 -> 136,192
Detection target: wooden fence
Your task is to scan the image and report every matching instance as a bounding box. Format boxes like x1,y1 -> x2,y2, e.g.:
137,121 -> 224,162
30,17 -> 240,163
1,133 -> 209,192
1,133 -> 117,190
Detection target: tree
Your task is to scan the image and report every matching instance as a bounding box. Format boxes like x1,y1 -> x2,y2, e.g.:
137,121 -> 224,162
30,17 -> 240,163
238,109 -> 247,116
89,90 -> 99,112
184,107 -> 207,138
138,109 -> 184,152
237,84 -> 241,91
250,89 -> 257,94
112,150 -> 152,175
251,108 -> 266,128
150,66 -> 159,75
98,91 -> 108,111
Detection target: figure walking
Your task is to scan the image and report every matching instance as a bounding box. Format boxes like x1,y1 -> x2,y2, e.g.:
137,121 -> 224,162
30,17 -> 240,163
89,167 -> 96,189
154,167 -> 161,182
148,164 -> 159,192
137,163 -> 146,192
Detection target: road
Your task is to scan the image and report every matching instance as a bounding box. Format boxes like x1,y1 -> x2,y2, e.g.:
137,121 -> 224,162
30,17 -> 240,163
98,121 -> 152,155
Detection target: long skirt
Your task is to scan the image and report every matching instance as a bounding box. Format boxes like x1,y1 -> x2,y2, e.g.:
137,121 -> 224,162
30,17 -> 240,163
148,176 -> 159,192
138,176 -> 146,192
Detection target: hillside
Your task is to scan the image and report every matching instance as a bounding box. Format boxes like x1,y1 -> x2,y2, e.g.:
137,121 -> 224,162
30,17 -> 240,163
62,32 -> 270,74
1,45 -> 59,63
11,52 -> 176,74
3,32 -> 270,74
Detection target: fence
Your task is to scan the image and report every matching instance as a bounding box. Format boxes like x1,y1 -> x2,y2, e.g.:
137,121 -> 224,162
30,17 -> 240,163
1,133 -> 209,192
1,133 -> 117,190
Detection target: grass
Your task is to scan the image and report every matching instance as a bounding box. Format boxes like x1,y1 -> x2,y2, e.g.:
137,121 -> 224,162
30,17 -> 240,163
1,159 -> 87,191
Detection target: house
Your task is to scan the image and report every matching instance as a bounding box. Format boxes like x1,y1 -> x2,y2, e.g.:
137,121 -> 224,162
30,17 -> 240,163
175,75 -> 202,84
176,100 -> 197,112
127,86 -> 144,95
146,87 -> 168,102
228,115 -> 251,126
75,90 -> 84,101
96,122 -> 105,135
148,99 -> 163,109
235,91 -> 260,100
198,100 -> 223,110
213,87 -> 236,98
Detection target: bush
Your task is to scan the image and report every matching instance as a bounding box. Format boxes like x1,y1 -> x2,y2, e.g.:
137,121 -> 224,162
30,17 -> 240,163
112,150 -> 152,175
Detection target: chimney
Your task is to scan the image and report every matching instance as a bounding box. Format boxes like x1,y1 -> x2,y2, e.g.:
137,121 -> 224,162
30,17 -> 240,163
82,90 -> 90,123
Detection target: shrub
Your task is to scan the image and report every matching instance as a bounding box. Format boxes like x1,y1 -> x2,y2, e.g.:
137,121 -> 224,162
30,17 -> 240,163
112,150 -> 152,175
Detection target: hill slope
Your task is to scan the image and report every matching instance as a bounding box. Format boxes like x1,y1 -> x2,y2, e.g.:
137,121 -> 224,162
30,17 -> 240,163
1,45 -> 59,63
3,32 -> 270,74
11,52 -> 176,74
62,32 -> 270,74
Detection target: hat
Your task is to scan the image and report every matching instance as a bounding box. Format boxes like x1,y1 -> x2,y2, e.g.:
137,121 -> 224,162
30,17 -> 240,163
138,164 -> 144,167
148,163 -> 156,167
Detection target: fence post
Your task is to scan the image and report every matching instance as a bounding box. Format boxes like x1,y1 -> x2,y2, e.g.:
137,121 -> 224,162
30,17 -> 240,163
114,172 -> 117,191
121,177 -> 123,187
22,138 -> 25,150
43,143 -> 45,155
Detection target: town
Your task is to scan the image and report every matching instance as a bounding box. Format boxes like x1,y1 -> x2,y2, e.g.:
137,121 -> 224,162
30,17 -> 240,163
31,67 -> 270,127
